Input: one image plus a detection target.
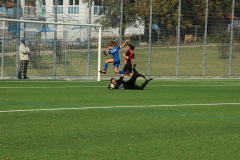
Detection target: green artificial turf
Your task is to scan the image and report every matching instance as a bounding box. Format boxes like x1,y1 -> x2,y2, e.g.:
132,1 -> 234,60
0,79 -> 240,159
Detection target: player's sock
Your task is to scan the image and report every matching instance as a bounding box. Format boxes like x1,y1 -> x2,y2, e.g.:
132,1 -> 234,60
140,74 -> 147,80
119,70 -> 130,75
119,70 -> 125,74
104,63 -> 108,70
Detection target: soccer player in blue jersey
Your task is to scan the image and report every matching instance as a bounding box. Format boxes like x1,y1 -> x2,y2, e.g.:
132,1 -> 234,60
99,39 -> 129,74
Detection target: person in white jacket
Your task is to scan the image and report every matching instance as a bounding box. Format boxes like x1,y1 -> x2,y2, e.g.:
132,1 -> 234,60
18,39 -> 30,79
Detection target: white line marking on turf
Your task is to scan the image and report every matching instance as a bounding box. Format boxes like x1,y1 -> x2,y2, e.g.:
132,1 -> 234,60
0,81 -> 98,83
148,84 -> 240,87
0,102 -> 240,113
0,86 -> 104,88
1,84 -> 240,89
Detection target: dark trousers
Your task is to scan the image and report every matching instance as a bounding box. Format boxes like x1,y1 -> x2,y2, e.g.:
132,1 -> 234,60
123,64 -> 133,73
126,75 -> 149,90
18,60 -> 29,78
126,68 -> 148,90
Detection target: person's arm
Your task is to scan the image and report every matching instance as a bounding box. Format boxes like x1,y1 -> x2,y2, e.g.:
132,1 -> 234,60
19,45 -> 24,53
122,53 -> 129,59
27,46 -> 30,53
123,51 -> 130,59
103,50 -> 108,56
23,46 -> 30,55
19,45 -> 29,55
119,76 -> 124,81
26,46 -> 32,56
119,39 -> 129,49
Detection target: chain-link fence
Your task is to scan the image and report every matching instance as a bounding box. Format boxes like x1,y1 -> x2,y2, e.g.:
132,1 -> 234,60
0,18 -> 102,80
105,0 -> 240,78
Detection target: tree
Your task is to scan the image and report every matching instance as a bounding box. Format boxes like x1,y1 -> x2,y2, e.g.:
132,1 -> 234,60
82,0 -> 240,36
136,0 -> 233,29
82,0 -> 140,36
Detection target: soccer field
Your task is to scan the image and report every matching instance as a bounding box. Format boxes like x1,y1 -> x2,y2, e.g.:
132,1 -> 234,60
0,79 -> 240,159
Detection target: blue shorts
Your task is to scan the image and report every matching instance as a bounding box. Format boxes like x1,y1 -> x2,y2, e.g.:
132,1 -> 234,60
113,59 -> 120,68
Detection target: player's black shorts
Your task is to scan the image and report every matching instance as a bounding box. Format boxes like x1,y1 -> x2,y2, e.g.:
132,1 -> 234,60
123,64 -> 132,73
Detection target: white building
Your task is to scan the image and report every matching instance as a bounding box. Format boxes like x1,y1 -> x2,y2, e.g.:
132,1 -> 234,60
20,0 -> 144,41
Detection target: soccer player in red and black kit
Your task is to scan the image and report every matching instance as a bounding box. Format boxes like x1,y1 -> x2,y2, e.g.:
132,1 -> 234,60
109,64 -> 153,90
119,44 -> 135,77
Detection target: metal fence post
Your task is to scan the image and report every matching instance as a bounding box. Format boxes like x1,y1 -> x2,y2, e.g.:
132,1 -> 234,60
229,0 -> 235,77
119,0 -> 123,69
87,0 -> 92,77
203,0 -> 209,78
176,0 -> 181,78
16,0 -> 21,78
1,21 -> 5,79
148,0 -> 152,78
53,0 -> 58,78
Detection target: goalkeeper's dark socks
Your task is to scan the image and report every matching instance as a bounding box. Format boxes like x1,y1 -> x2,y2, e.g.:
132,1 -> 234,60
140,74 -> 147,80
147,78 -> 153,82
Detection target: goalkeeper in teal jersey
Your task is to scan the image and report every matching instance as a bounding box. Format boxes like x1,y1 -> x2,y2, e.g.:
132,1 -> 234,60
99,39 -> 130,75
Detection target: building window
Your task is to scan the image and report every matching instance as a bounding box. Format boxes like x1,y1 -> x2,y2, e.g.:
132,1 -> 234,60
94,6 -> 107,15
52,6 -> 63,14
68,0 -> 79,14
25,0 -> 36,6
94,0 -> 102,6
68,6 -> 79,14
53,0 -> 63,5
94,0 -> 107,15
52,0 -> 63,14
69,0 -> 79,5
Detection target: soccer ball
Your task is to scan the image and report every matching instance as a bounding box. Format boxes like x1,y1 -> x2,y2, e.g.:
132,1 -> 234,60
107,83 -> 115,89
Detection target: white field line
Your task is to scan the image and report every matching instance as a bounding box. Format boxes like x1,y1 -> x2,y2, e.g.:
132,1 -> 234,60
0,81 -> 98,83
0,86 -> 104,88
147,84 -> 240,87
0,102 -> 240,113
0,84 -> 240,89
